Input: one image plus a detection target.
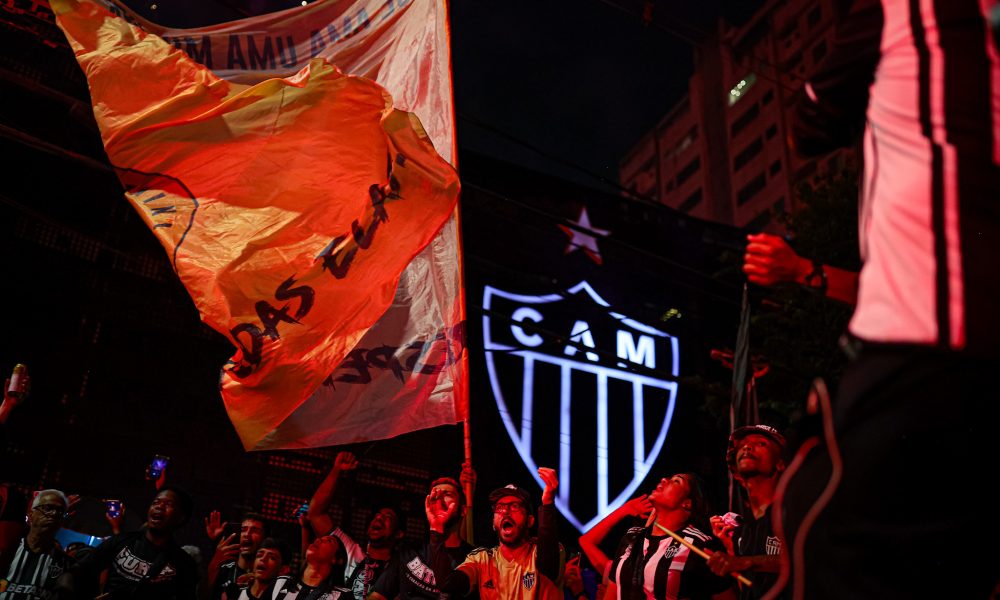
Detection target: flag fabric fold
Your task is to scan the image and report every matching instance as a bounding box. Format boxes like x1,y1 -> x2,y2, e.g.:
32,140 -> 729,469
54,0 -> 461,450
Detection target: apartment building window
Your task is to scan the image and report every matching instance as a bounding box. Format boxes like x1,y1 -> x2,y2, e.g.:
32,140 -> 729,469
812,40 -> 828,62
807,5 -> 822,28
678,189 -> 702,213
734,138 -> 763,171
765,123 -> 778,139
782,50 -> 803,72
639,155 -> 655,174
770,160 -> 782,176
731,103 -> 760,136
762,89 -> 774,105
737,172 -> 767,205
667,126 -> 698,158
676,157 -> 701,186
728,73 -> 757,106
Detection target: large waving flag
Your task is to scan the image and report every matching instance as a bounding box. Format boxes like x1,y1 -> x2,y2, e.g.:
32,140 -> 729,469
53,0 -> 463,450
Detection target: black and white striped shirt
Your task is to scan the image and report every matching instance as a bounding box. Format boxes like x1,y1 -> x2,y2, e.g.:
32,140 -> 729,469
0,539 -> 74,600
609,526 -> 730,600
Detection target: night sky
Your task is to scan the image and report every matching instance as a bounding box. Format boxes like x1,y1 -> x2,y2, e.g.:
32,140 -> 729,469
119,0 -> 763,187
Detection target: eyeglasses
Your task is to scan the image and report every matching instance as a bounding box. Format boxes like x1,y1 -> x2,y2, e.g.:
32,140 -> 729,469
493,501 -> 526,514
32,504 -> 65,517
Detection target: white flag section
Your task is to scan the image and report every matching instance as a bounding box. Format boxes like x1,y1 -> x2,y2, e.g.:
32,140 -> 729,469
99,0 -> 467,450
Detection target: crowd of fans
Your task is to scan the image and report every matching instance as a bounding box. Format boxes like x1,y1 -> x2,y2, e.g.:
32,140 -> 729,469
3,365 -> 790,600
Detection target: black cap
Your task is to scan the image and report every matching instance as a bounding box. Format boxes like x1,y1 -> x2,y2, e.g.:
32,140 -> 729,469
488,484 -> 534,514
726,424 -> 786,471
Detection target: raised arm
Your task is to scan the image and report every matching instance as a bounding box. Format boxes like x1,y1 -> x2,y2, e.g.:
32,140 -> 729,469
307,451 -> 357,535
426,487 -> 472,595
578,495 -> 652,576
536,467 -> 560,582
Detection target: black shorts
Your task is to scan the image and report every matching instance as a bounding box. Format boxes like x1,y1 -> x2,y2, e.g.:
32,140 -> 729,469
781,342 -> 1000,600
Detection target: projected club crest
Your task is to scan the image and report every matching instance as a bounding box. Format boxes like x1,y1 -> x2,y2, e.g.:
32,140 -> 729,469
483,282 -> 679,532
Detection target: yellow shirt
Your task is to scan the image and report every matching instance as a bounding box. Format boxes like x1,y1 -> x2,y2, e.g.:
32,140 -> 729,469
457,543 -> 562,600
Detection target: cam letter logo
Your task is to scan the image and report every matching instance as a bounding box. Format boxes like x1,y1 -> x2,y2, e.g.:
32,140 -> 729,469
482,281 -> 680,532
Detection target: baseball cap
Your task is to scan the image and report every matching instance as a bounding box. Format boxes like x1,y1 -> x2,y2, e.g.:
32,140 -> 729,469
726,424 -> 786,471
488,484 -> 534,514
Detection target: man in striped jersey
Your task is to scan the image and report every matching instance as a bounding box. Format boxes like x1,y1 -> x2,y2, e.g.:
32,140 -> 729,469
783,0 -> 1000,597
0,489 -> 72,600
607,474 -> 733,600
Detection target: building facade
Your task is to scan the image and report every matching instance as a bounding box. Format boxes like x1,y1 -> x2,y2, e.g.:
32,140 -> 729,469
620,0 -> 856,228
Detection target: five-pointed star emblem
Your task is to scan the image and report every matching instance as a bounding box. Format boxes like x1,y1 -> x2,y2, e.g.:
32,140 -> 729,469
558,207 -> 610,264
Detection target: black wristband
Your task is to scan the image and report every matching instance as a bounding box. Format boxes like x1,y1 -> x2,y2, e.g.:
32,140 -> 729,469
804,261 -> 828,294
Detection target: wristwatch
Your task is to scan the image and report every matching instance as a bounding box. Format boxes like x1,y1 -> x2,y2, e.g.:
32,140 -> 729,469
803,261 -> 828,294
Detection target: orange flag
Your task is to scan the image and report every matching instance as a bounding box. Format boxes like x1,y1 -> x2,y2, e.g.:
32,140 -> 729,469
53,0 -> 460,449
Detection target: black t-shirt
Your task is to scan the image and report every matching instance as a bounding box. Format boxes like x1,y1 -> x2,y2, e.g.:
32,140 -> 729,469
609,526 -> 730,600
345,555 -> 388,600
77,530 -> 197,600
733,508 -> 785,600
371,541 -> 472,600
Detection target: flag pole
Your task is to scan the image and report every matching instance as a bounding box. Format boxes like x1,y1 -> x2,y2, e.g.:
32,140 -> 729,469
460,418 -> 475,545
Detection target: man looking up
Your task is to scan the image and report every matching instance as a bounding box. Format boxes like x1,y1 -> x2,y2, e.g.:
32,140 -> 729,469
427,467 -> 562,600
0,489 -> 73,600
58,486 -> 198,599
288,534 -> 346,599
307,452 -> 403,600
236,538 -> 291,600
706,426 -> 786,600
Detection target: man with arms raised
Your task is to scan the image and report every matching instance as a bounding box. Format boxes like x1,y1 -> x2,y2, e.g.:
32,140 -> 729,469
427,467 -> 561,600
307,452 -> 403,600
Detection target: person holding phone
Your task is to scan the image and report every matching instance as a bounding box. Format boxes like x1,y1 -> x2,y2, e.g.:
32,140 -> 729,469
57,487 -> 198,600
104,500 -> 125,536
205,512 -> 269,600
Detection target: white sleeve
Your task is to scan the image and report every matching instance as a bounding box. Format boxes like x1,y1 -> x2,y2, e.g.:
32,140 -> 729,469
330,527 -> 366,579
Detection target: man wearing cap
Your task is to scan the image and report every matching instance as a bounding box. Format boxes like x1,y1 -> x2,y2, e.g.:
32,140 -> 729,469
706,426 -> 786,600
426,467 -> 562,600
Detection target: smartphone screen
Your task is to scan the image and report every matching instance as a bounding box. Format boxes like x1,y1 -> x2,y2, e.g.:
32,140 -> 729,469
105,499 -> 122,518
147,454 -> 170,480
292,502 -> 309,518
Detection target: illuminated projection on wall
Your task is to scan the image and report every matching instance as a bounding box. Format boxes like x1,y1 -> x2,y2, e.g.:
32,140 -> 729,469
483,281 -> 680,532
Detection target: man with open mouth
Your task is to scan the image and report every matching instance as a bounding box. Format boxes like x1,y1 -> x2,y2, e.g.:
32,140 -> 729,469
57,486 -> 198,599
306,452 -> 403,600
426,467 -> 562,600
